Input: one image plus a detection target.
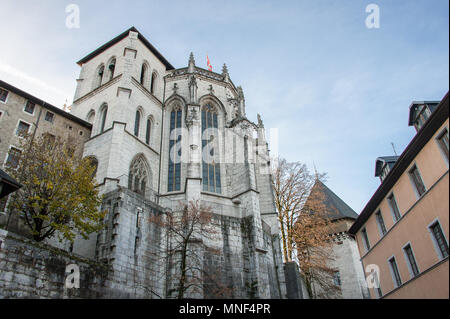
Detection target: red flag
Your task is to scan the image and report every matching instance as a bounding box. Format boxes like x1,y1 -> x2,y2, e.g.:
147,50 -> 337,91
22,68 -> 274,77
207,55 -> 212,71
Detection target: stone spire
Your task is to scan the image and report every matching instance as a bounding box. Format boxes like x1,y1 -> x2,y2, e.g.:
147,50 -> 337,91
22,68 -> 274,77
222,63 -> 229,82
237,86 -> 245,117
188,52 -> 195,73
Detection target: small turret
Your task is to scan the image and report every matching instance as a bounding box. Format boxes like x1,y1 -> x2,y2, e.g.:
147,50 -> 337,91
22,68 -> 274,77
188,52 -> 195,73
222,63 -> 229,82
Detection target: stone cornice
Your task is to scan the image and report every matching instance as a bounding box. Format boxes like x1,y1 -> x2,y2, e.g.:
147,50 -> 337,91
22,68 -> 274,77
73,74 -> 122,105
131,76 -> 163,106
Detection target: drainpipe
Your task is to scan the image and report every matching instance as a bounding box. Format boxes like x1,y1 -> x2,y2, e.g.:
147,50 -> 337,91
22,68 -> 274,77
157,76 -> 166,205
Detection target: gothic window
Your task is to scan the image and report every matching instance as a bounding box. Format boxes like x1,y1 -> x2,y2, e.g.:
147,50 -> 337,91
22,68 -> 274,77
128,155 -> 150,196
168,106 -> 182,192
140,63 -> 147,86
86,110 -> 95,124
95,64 -> 104,88
201,104 -> 221,193
107,58 -> 116,81
146,117 -> 152,145
134,110 -> 141,137
85,156 -> 98,179
99,104 -> 108,133
150,72 -> 157,94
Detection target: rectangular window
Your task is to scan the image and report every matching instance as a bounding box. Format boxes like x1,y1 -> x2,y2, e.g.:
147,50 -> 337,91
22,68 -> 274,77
429,221 -> 449,259
6,147 -> 22,168
376,210 -> 387,236
388,193 -> 401,222
333,271 -> 341,286
409,165 -> 426,197
0,88 -> 8,102
375,286 -> 382,298
437,128 -> 449,162
388,257 -> 402,288
361,228 -> 370,251
403,244 -> 420,278
24,101 -> 35,114
0,195 -> 8,212
45,111 -> 54,123
16,121 -> 30,137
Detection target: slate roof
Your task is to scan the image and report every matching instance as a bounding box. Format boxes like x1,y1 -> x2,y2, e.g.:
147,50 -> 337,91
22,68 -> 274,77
305,179 -> 359,221
76,26 -> 174,70
0,169 -> 21,198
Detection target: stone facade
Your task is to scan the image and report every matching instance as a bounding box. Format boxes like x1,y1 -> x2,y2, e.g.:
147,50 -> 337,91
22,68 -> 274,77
0,80 -> 92,237
65,27 -> 286,298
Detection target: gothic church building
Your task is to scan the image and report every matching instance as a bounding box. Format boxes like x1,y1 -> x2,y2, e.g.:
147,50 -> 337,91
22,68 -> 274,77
69,27 -> 286,298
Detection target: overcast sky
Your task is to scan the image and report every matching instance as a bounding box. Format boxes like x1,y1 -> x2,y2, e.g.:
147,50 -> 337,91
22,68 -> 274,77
0,0 -> 448,213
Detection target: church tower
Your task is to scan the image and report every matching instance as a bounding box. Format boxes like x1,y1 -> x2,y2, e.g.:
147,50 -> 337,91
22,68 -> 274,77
70,27 -> 286,298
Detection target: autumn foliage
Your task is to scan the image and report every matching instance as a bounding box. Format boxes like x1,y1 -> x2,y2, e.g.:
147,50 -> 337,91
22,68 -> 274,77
4,134 -> 105,242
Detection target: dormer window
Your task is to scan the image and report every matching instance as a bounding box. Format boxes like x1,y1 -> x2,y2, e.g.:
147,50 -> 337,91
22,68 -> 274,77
408,102 -> 439,132
375,156 -> 399,182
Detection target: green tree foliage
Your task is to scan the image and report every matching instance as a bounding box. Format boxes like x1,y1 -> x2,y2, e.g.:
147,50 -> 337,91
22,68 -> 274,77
5,133 -> 105,242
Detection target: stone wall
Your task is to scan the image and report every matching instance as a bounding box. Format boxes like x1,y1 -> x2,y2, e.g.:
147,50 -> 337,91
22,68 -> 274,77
0,229 -> 110,299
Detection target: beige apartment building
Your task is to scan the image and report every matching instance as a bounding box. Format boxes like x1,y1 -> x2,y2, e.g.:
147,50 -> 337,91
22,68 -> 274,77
349,92 -> 449,299
0,80 -> 92,215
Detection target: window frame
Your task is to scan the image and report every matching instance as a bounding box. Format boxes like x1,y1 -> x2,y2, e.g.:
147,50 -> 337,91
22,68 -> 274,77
44,111 -> 55,123
427,218 -> 449,260
23,100 -> 36,115
387,255 -> 402,288
361,227 -> 371,252
375,210 -> 387,237
0,88 -> 9,103
435,127 -> 449,165
408,164 -> 426,198
387,192 -> 401,223
4,145 -> 23,168
402,242 -> 420,279
15,119 -> 32,138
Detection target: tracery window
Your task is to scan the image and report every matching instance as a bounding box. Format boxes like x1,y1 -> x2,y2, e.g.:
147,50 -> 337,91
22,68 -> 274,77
201,104 -> 221,193
128,155 -> 149,196
168,106 -> 182,192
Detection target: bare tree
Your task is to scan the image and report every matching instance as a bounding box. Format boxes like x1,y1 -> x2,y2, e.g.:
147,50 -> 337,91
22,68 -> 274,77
149,200 -> 234,299
294,198 -> 339,299
272,157 -> 326,262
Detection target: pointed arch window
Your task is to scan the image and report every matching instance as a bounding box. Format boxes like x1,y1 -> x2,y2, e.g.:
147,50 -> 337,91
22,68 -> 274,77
128,155 -> 150,196
146,118 -> 152,145
168,107 -> 182,192
140,63 -> 147,86
134,110 -> 141,137
95,65 -> 104,88
100,104 -> 108,133
201,104 -> 221,193
108,58 -> 116,81
150,72 -> 157,94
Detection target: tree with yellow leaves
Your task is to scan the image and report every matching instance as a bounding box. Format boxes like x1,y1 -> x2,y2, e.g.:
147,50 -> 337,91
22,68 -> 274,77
4,133 -> 105,243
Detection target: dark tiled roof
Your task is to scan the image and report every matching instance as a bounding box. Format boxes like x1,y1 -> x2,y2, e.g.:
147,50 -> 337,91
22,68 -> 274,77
305,180 -> 359,220
0,169 -> 21,198
76,26 -> 174,70
0,80 -> 92,129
